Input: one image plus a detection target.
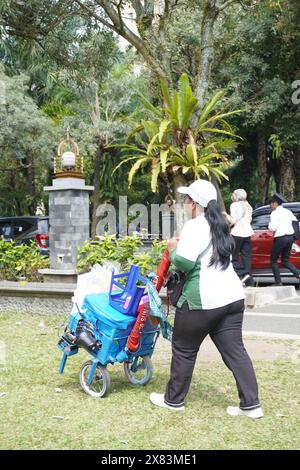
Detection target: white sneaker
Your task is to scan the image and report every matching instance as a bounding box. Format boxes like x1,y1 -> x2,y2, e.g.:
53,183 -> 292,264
150,393 -> 185,411
227,406 -> 264,419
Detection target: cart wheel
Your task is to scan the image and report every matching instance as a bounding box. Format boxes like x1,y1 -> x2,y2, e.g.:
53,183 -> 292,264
124,355 -> 153,385
79,361 -> 110,398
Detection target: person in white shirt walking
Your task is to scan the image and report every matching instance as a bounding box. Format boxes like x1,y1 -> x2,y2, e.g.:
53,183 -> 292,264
269,193 -> 300,285
223,189 -> 254,286
150,180 -> 263,419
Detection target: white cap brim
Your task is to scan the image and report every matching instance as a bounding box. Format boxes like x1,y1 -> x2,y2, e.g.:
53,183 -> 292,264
177,186 -> 190,194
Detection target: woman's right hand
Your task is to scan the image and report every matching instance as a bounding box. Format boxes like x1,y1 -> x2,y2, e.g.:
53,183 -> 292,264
167,237 -> 179,252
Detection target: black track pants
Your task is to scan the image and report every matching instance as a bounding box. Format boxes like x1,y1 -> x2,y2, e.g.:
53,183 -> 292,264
164,299 -> 260,410
232,236 -> 252,278
271,235 -> 300,284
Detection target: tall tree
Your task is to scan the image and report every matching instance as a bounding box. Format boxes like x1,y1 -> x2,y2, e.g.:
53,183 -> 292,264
55,62 -> 147,237
1,0 -> 247,106
115,73 -> 242,216
0,66 -> 56,215
213,0 -> 300,204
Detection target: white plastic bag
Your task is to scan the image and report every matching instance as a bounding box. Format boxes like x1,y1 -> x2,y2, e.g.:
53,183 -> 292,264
71,262 -> 120,313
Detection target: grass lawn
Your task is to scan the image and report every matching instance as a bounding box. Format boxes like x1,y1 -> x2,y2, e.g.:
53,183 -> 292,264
0,312 -> 299,450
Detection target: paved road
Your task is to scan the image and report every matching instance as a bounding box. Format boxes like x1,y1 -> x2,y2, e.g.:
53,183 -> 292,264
244,283 -> 300,339
161,276 -> 300,339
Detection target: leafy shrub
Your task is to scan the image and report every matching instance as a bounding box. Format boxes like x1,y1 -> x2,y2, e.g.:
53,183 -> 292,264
77,234 -> 167,274
0,240 -> 49,282
130,239 -> 167,273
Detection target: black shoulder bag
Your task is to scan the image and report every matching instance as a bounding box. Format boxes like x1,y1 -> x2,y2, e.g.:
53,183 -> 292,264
165,270 -> 187,307
165,241 -> 212,307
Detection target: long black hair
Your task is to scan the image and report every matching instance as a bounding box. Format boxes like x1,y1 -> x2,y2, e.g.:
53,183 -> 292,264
204,200 -> 235,270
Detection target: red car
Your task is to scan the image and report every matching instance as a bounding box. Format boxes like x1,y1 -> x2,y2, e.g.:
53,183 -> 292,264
251,203 -> 300,276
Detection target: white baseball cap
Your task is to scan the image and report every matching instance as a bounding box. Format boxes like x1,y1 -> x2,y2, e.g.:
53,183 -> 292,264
177,179 -> 217,208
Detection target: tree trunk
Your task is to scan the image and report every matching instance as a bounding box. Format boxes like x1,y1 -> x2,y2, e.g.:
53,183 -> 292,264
91,141 -> 104,238
172,172 -> 188,234
196,1 -> 219,109
271,159 -> 282,193
211,175 -> 225,212
265,175 -> 271,200
257,131 -> 268,204
281,151 -> 295,201
172,172 -> 188,200
25,149 -> 37,215
294,149 -> 300,201
77,0 -> 169,82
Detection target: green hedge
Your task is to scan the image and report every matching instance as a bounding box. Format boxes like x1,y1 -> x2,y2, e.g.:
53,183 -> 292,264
77,234 -> 167,274
0,235 -> 167,282
0,240 -> 49,282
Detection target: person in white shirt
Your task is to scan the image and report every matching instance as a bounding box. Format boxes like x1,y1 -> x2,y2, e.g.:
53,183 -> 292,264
223,189 -> 254,286
150,180 -> 263,419
268,193 -> 300,285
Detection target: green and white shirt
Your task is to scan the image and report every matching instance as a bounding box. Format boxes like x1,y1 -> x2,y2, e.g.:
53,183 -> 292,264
170,213 -> 245,310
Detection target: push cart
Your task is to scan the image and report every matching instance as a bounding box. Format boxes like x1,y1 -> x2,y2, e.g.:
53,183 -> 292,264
58,265 -> 160,397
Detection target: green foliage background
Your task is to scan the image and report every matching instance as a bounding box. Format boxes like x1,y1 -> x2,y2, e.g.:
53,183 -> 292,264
0,240 -> 49,281
0,0 -> 300,214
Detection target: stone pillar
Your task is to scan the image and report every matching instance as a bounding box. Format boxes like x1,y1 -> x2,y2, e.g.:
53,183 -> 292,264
40,178 -> 94,284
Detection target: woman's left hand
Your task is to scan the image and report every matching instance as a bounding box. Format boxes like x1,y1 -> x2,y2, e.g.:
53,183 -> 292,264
167,237 -> 178,252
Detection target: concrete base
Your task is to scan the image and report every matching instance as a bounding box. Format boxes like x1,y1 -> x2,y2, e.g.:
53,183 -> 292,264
39,268 -> 78,284
0,281 -> 76,315
44,177 -> 94,192
0,281 -> 296,315
245,285 -> 297,309
0,280 -> 76,295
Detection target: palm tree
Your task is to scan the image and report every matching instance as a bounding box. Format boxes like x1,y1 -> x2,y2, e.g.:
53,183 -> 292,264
114,74 -> 242,201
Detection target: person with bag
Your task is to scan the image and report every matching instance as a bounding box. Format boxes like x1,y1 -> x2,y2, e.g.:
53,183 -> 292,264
268,193 -> 300,286
222,189 -> 254,286
150,180 -> 263,419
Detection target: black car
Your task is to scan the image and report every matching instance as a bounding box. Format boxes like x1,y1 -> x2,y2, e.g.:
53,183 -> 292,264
0,216 -> 49,255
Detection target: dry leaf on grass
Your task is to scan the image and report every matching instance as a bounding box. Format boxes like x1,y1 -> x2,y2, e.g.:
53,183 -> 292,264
52,416 -> 69,421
